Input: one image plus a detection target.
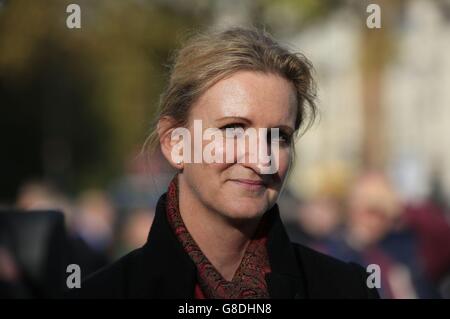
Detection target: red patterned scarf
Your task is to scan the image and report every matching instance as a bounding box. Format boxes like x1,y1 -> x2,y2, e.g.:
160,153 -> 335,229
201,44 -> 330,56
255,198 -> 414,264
165,173 -> 271,299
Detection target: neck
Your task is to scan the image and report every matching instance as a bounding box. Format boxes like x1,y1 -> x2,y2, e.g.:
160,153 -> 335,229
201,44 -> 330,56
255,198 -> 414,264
178,175 -> 260,281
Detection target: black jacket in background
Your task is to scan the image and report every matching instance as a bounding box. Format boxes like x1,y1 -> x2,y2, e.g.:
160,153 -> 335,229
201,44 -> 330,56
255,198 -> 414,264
67,193 -> 380,299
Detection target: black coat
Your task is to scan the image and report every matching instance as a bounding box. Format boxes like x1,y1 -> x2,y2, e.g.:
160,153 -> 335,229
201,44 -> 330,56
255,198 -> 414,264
67,193 -> 380,299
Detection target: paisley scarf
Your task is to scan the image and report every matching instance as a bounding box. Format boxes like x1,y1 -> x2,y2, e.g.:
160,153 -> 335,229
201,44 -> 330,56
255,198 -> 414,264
165,173 -> 271,299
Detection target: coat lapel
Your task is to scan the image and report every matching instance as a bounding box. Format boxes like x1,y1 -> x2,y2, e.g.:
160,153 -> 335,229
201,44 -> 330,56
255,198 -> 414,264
141,194 -> 307,299
140,193 -> 197,298
265,204 -> 307,299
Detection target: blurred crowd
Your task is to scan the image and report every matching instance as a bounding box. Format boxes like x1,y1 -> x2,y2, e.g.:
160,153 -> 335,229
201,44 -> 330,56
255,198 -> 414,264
1,151 -> 450,299
283,171 -> 450,299
0,152 -> 172,297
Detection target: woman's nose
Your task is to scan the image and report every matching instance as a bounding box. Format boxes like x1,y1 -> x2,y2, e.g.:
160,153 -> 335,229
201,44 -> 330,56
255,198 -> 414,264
235,129 -> 279,175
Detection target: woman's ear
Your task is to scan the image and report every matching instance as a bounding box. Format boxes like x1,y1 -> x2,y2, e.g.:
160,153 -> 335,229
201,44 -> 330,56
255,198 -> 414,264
157,116 -> 184,170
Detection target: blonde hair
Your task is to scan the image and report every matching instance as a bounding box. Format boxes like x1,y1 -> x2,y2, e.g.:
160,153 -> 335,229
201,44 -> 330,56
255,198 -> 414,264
144,27 -> 317,154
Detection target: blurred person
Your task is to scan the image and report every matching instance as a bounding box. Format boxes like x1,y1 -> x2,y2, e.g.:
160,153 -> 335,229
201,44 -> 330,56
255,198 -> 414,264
68,27 -> 378,299
285,197 -> 342,254
114,208 -> 154,257
67,189 -> 117,278
16,181 -> 75,226
109,149 -> 174,219
402,199 -> 450,297
0,241 -> 28,298
327,172 -> 439,298
74,189 -> 116,253
0,209 -> 68,298
390,160 -> 450,296
15,182 -> 109,280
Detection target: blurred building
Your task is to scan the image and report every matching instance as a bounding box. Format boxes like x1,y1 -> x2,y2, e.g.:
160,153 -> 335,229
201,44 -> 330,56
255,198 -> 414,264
287,0 -> 450,206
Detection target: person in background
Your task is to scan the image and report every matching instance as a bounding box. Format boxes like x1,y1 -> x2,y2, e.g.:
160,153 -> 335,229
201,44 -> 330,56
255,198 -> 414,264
327,172 -> 439,298
114,208 -> 154,258
285,197 -> 342,254
16,182 -> 110,281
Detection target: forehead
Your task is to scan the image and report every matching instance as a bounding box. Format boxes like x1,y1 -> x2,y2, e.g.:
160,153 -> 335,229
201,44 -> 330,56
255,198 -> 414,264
189,71 -> 297,127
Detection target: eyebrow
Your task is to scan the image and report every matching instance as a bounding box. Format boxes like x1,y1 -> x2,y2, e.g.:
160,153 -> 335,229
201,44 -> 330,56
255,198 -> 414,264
216,116 -> 294,133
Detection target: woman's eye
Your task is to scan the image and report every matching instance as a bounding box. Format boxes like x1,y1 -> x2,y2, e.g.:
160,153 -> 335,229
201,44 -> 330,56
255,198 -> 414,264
220,123 -> 245,130
280,133 -> 292,143
220,123 -> 246,138
269,131 -> 291,144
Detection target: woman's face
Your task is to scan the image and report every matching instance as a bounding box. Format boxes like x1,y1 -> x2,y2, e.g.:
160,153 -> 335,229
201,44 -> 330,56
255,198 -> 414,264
177,71 -> 297,222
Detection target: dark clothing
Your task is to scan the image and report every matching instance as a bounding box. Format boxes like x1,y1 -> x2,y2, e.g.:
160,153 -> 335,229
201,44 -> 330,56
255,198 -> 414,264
165,175 -> 271,298
67,193 -> 379,299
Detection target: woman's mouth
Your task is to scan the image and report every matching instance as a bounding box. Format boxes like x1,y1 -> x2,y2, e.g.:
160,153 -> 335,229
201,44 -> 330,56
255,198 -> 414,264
229,178 -> 266,191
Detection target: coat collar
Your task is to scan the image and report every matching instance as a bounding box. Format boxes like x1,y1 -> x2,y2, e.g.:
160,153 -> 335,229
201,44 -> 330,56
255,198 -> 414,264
264,204 -> 307,298
141,193 -> 306,298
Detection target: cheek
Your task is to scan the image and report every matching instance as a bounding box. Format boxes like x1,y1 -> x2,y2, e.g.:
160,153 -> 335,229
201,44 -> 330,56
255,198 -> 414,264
200,135 -> 231,171
275,148 -> 291,179
183,163 -> 222,202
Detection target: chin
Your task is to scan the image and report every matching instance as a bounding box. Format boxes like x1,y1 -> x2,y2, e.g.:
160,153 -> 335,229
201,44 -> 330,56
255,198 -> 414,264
221,198 -> 269,221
